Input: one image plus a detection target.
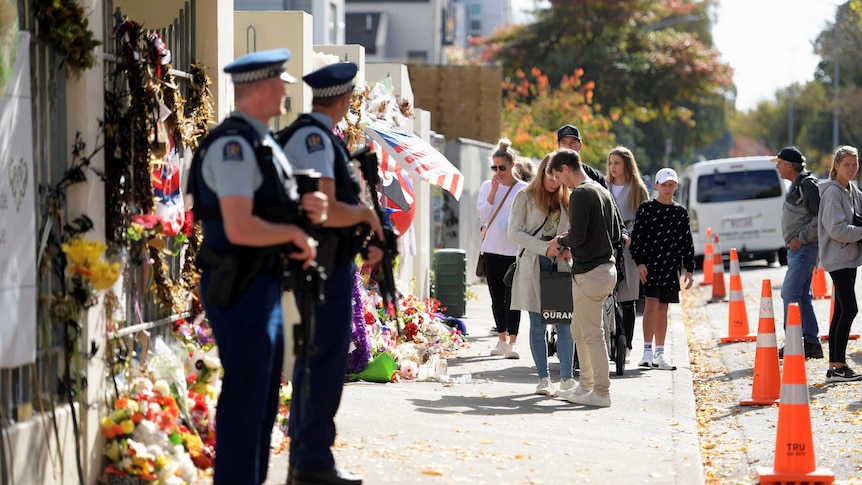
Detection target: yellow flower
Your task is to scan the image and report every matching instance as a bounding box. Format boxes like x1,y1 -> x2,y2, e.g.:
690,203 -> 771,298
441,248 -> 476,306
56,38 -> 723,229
120,419 -> 135,434
90,260 -> 120,290
60,237 -> 119,290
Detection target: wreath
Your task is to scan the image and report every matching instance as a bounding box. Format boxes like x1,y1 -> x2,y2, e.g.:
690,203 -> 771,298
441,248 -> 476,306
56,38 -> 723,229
104,17 -> 213,315
33,0 -> 101,77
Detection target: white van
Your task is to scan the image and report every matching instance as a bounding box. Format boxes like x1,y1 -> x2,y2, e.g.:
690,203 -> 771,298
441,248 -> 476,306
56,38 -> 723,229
678,156 -> 787,267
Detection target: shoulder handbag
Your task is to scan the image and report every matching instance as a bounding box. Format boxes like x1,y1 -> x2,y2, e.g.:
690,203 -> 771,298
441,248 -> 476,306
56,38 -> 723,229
504,216 -> 549,287
476,184 -> 517,277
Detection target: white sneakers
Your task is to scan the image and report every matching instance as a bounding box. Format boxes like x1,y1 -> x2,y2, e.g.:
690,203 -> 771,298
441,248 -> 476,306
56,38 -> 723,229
638,350 -> 653,368
567,391 -> 611,407
556,384 -> 591,401
638,350 -> 677,370
558,379 -> 576,392
535,378 -> 554,395
490,340 -> 508,356
504,344 -> 520,359
490,341 -> 520,359
651,352 -> 677,370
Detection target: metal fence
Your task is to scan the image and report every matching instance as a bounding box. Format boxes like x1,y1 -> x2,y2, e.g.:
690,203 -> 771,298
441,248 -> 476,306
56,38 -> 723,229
0,0 -> 70,428
1,0 -> 197,427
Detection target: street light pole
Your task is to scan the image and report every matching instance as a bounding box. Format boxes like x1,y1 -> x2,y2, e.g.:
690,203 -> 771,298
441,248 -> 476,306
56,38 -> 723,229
833,58 -> 839,148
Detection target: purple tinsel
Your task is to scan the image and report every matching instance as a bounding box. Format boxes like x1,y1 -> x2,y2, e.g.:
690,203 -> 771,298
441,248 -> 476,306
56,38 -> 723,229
348,273 -> 372,373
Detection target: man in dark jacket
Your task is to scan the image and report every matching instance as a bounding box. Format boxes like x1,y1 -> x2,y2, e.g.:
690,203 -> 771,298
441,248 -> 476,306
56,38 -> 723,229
772,146 -> 823,359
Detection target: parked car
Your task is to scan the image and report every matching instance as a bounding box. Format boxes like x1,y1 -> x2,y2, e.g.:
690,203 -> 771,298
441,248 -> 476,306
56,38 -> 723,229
678,156 -> 787,268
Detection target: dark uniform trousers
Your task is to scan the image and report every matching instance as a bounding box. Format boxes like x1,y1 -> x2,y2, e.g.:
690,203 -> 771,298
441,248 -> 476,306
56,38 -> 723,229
287,262 -> 356,472
201,269 -> 284,485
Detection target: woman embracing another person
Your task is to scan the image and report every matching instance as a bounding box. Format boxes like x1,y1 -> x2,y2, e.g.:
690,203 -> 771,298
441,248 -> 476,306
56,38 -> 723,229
508,155 -> 575,396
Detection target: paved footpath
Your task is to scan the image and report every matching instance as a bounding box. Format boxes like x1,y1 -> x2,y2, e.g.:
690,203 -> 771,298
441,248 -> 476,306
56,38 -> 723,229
267,284 -> 704,485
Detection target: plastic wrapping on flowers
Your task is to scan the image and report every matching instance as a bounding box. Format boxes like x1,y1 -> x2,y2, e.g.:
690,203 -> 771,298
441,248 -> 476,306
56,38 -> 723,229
350,271 -> 467,382
102,321 -> 219,484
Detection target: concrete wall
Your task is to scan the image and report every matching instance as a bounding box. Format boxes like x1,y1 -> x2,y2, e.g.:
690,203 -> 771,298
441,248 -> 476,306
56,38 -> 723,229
116,0 -> 234,120
4,405 -> 84,485
235,0 -> 345,45
444,138 -> 494,285
234,10 -> 314,129
405,109 -> 433,298
314,44 -> 366,87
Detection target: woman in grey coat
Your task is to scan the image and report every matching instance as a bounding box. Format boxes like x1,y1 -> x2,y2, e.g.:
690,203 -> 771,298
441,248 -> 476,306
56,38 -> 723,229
817,145 -> 862,383
508,155 -> 574,396
605,147 -> 650,361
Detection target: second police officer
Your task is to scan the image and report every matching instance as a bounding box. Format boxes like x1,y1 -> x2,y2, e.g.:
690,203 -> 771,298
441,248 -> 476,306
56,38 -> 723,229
280,62 -> 383,485
188,49 -> 327,485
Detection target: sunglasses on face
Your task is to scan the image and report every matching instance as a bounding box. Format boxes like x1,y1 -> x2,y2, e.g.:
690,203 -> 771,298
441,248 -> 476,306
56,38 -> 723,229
490,165 -> 508,172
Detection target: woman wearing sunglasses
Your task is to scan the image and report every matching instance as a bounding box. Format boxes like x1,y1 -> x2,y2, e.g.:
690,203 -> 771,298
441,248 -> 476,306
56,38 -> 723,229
477,138 -> 528,358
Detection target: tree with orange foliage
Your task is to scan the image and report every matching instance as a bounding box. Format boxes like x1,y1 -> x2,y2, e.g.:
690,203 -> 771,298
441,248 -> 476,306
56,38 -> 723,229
501,66 -> 615,162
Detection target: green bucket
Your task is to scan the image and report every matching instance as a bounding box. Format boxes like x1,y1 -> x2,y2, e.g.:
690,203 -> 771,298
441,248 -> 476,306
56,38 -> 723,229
356,353 -> 397,383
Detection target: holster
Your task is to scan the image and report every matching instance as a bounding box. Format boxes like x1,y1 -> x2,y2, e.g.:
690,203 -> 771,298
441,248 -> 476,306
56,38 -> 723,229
199,246 -> 238,307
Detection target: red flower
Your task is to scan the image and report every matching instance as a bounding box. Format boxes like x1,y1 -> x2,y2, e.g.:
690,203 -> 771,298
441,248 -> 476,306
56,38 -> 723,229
404,322 -> 418,342
180,211 -> 194,236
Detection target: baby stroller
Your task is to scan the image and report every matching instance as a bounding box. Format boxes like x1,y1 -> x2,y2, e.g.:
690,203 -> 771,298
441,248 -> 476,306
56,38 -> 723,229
546,291 -> 627,376
603,292 -> 627,376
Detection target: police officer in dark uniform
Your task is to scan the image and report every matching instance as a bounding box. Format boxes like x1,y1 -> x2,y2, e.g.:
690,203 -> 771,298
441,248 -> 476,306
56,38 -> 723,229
280,62 -> 382,485
188,48 -> 327,485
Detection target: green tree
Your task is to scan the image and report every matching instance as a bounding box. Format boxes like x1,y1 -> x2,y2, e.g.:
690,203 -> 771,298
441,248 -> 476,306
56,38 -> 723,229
481,0 -> 733,170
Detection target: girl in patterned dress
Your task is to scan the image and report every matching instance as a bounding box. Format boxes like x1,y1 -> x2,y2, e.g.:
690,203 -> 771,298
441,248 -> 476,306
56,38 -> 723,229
630,168 -> 695,370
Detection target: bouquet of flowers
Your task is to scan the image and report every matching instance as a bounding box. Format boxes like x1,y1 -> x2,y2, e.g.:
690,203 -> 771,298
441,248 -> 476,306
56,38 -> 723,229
102,382 -> 200,484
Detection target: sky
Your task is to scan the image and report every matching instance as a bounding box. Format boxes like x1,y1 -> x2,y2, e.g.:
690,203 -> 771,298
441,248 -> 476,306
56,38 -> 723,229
511,0 -> 842,112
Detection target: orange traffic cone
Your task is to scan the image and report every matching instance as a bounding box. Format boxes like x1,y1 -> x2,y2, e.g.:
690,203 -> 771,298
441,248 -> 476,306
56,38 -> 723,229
756,303 -> 834,485
700,227 -> 714,286
811,266 -> 830,299
710,235 -> 726,302
820,284 -> 860,342
740,279 -> 781,405
721,248 -> 756,342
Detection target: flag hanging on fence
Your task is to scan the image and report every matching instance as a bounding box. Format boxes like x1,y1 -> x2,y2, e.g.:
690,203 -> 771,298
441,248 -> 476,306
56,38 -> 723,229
363,121 -> 463,200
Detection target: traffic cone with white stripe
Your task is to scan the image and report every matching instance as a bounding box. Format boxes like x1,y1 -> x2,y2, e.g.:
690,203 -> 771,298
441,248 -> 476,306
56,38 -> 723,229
700,227 -> 714,286
720,248 -> 755,342
710,235 -> 726,302
756,303 -> 834,485
740,279 -> 780,406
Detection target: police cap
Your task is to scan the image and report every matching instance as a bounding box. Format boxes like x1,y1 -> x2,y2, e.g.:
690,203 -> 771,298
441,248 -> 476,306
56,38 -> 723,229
303,62 -> 358,98
224,48 -> 297,84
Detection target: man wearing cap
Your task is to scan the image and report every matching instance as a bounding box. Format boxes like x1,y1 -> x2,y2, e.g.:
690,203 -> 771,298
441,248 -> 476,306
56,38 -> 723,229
773,146 -> 823,359
188,48 -> 327,485
557,124 -> 610,188
280,62 -> 382,485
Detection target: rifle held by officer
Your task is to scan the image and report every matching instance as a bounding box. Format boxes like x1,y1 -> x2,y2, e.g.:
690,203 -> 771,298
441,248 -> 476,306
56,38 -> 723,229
351,146 -> 400,320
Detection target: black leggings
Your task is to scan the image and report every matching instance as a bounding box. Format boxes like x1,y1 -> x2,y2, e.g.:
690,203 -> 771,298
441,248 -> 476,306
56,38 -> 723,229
828,268 -> 857,364
484,253 -> 520,336
620,300 -> 637,350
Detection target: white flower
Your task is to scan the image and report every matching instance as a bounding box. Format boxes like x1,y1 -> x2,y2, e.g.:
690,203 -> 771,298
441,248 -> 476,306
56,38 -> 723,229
203,348 -> 221,369
153,379 -> 171,397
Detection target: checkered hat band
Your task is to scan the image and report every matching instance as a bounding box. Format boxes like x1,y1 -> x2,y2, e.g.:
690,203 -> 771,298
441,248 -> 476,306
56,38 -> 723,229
311,82 -> 354,98
231,66 -> 284,83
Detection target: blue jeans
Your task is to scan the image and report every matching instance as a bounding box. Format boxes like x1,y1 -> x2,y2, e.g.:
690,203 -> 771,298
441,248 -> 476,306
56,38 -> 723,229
781,242 -> 819,343
528,256 -> 574,380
